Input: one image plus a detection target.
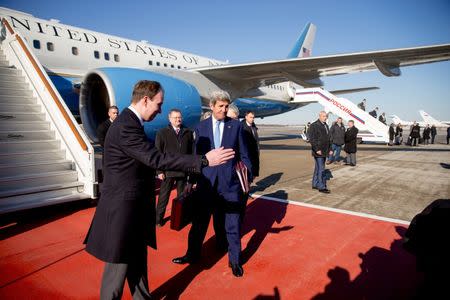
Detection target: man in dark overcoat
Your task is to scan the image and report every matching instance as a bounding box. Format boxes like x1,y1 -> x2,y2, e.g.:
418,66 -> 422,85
308,111 -> 332,193
241,110 -> 260,177
155,109 -> 194,226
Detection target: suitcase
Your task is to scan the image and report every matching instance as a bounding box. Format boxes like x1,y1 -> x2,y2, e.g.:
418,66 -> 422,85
170,191 -> 194,231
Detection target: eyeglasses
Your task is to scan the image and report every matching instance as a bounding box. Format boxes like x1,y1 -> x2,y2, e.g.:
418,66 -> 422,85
170,116 -> 182,119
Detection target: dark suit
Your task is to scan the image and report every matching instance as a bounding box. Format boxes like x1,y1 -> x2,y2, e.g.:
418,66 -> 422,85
84,108 -> 202,299
187,116 -> 252,265
241,120 -> 260,177
96,118 -> 112,148
309,119 -> 331,189
155,124 -> 194,225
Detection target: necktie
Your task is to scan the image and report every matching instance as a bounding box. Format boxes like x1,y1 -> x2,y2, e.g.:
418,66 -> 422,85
175,128 -> 180,135
214,120 -> 221,149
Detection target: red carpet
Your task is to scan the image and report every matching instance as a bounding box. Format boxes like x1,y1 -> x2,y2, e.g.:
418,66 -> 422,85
0,193 -> 421,299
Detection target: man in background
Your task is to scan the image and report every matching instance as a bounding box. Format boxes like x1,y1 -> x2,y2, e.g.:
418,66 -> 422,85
309,111 -> 333,194
369,107 -> 378,119
155,109 -> 194,227
97,105 -> 119,148
241,111 -> 260,178
327,117 -> 345,164
227,103 -> 240,119
357,99 -> 366,111
344,120 -> 359,166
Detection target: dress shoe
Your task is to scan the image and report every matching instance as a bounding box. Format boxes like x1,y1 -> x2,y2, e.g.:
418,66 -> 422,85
229,263 -> 244,277
319,188 -> 331,194
312,186 -> 318,190
172,255 -> 198,265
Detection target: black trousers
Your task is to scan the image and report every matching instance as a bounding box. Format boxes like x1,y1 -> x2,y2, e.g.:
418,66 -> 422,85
156,177 -> 186,225
100,248 -> 151,300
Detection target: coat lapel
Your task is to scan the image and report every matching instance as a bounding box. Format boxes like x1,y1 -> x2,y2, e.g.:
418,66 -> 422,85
221,117 -> 233,148
206,117 -> 215,150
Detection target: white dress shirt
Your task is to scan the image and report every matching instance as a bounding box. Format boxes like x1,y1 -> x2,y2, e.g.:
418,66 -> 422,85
128,105 -> 144,126
211,115 -> 224,146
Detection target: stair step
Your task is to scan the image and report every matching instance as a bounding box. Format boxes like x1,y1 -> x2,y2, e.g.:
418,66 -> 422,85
0,139 -> 60,153
0,130 -> 55,141
0,111 -> 46,121
0,67 -> 20,76
0,87 -> 33,97
0,190 -> 90,215
0,181 -> 83,198
0,120 -> 50,131
0,80 -> 29,89
0,160 -> 73,178
0,103 -> 42,112
0,170 -> 77,191
0,95 -> 36,104
0,149 -> 65,164
0,73 -> 25,82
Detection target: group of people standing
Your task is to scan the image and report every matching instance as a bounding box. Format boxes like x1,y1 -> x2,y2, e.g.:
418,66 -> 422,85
87,82 -> 261,299
389,122 -> 439,146
308,113 -> 359,194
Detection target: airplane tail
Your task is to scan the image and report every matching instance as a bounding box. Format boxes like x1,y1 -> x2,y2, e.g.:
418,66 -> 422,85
419,110 -> 440,125
390,115 -> 403,125
287,23 -> 316,58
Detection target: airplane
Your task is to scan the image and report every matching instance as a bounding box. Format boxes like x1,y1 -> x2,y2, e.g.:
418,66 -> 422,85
419,110 -> 450,127
391,114 -> 449,128
1,6 -> 449,141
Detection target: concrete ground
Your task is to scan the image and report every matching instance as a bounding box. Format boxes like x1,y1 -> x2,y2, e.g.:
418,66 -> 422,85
252,125 -> 450,222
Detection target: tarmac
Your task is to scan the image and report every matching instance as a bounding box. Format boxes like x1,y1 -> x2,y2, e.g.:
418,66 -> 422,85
253,125 -> 450,222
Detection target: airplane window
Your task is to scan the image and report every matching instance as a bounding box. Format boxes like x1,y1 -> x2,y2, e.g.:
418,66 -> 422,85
72,47 -> 79,55
149,60 -> 153,66
94,51 -> 100,59
156,62 -> 160,66
170,64 -> 174,68
104,52 -> 110,61
177,66 -> 181,69
114,54 -> 120,62
33,40 -> 41,49
163,63 -> 167,67
47,42 -> 54,51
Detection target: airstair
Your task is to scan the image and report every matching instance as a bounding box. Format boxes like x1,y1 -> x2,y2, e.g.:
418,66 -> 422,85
0,19 -> 96,214
291,88 -> 389,143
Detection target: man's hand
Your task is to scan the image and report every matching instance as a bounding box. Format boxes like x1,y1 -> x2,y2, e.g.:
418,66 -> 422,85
329,151 -> 333,155
316,150 -> 322,155
205,147 -> 235,167
158,173 -> 165,181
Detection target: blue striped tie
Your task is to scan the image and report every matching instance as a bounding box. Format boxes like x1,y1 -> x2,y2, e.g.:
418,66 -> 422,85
214,120 -> 221,149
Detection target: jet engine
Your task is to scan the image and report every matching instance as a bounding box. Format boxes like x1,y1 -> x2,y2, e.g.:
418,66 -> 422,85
79,68 -> 202,141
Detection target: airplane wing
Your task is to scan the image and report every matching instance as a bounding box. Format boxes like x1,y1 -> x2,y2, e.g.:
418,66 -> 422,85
193,44 -> 450,90
329,87 -> 379,95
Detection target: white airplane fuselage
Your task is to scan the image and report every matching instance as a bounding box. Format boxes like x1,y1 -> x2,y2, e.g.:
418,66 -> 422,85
0,7 -> 296,118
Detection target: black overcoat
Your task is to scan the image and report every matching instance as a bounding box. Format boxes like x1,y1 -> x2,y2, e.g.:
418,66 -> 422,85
344,126 -> 359,153
155,124 -> 194,178
309,119 -> 331,158
85,108 -> 202,263
241,120 -> 260,177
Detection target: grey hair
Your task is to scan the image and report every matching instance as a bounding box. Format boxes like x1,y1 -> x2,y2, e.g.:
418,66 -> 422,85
209,90 -> 231,106
228,103 -> 240,116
